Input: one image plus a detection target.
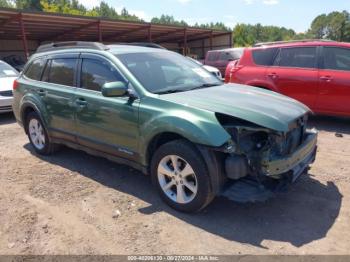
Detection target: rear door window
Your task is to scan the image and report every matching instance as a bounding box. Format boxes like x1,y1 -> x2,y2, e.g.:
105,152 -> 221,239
48,58 -> 77,86
81,58 -> 125,92
323,47 -> 350,71
252,48 -> 278,66
275,47 -> 317,69
24,58 -> 46,80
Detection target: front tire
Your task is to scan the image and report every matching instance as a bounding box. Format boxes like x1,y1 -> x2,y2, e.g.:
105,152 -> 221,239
26,112 -> 58,155
151,140 -> 214,212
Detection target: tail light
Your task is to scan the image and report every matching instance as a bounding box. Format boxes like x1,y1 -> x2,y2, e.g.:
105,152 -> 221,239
13,79 -> 19,90
225,60 -> 243,83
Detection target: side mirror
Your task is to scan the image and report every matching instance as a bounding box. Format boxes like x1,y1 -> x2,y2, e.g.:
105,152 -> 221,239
102,81 -> 128,97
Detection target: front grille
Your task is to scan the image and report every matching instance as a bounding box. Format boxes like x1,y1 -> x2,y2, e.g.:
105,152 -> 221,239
0,90 -> 13,97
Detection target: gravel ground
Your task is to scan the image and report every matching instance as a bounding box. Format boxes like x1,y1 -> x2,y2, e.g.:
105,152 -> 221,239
0,112 -> 349,255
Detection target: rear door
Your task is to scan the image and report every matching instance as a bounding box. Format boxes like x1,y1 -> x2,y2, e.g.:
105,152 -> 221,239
267,46 -> 319,109
36,54 -> 78,142
75,53 -> 140,160
316,46 -> 350,115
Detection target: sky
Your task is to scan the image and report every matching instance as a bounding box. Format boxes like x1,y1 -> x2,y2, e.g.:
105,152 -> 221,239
78,0 -> 350,32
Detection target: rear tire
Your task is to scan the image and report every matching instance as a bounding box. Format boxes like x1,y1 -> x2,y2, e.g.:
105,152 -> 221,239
151,139 -> 214,213
26,112 -> 59,155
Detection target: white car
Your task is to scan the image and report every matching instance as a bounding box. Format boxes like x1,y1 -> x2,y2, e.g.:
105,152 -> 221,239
187,57 -> 222,80
0,61 -> 18,113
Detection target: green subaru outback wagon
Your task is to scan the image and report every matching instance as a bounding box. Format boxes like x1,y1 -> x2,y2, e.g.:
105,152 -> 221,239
12,42 -> 317,212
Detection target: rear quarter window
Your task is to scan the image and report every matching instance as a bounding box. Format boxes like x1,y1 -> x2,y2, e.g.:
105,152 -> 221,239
24,58 -> 46,80
323,47 -> 350,71
252,48 -> 278,66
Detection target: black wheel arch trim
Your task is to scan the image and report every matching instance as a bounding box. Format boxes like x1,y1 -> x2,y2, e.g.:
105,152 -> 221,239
195,144 -> 227,195
20,102 -> 47,135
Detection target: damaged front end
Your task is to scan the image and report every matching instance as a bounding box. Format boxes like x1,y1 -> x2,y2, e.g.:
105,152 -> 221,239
215,113 -> 317,203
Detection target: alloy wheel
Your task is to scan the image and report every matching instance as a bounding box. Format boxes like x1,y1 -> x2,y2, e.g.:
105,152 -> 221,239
157,155 -> 198,204
28,118 -> 46,150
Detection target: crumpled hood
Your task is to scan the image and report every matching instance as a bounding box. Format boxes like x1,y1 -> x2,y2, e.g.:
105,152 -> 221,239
160,84 -> 310,132
0,77 -> 16,92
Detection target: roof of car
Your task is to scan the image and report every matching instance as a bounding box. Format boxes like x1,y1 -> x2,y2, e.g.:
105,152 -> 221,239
108,44 -> 168,54
252,40 -> 350,50
33,42 -> 169,58
207,47 -> 244,53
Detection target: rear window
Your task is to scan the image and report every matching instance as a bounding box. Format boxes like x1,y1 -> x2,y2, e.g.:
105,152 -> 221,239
207,52 -> 218,62
219,51 -> 242,61
24,58 -> 45,80
0,62 -> 18,78
227,49 -> 244,60
252,48 -> 278,66
47,58 -> 77,86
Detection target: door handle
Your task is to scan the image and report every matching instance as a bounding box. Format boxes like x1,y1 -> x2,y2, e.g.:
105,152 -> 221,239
320,76 -> 332,82
268,73 -> 278,79
75,98 -> 87,107
37,89 -> 46,97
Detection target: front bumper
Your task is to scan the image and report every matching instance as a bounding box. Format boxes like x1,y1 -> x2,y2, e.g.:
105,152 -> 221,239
0,96 -> 13,113
265,129 -> 317,181
221,129 -> 317,203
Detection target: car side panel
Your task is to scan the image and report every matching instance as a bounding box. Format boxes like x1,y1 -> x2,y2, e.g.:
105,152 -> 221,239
235,66 -> 271,89
74,88 -> 141,161
265,66 -> 319,109
137,96 -> 231,166
315,46 -> 350,115
316,69 -> 350,116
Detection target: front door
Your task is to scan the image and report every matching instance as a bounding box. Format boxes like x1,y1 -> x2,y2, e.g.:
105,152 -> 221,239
267,46 -> 319,110
75,53 -> 140,161
316,46 -> 350,116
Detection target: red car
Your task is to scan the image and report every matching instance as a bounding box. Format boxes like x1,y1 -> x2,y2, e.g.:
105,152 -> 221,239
225,40 -> 350,117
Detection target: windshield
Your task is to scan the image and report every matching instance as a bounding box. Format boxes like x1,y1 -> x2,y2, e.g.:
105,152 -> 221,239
0,62 -> 18,78
116,51 -> 222,94
187,57 -> 203,66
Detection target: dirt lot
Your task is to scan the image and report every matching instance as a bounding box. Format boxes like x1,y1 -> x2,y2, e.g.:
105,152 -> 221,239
0,112 -> 349,255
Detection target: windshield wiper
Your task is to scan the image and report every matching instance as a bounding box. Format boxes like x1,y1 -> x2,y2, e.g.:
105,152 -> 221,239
154,89 -> 185,95
187,83 -> 222,91
154,82 -> 222,95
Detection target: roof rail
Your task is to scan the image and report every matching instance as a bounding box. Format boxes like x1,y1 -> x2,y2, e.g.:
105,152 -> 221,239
253,39 -> 335,47
36,41 -> 109,53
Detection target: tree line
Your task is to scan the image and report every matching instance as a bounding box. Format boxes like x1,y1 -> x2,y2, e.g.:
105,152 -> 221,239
233,11 -> 350,46
0,0 -> 349,46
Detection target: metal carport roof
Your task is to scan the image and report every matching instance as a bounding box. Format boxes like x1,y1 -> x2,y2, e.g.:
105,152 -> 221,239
0,7 -> 232,59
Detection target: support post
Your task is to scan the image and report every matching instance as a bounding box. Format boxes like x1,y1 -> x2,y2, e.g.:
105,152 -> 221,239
148,24 -> 152,42
210,30 -> 213,50
201,39 -> 205,59
19,13 -> 29,60
184,27 -> 187,56
229,32 -> 233,47
98,19 -> 103,42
